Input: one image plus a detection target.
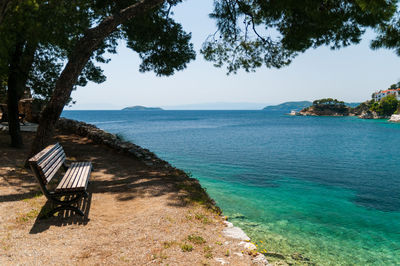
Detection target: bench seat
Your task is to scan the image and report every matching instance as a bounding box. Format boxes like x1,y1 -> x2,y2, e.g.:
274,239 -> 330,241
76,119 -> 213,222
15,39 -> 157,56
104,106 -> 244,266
56,162 -> 92,192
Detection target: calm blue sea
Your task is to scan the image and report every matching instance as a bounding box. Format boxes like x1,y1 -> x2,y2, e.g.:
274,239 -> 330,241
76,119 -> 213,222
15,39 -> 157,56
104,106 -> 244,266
62,110 -> 400,264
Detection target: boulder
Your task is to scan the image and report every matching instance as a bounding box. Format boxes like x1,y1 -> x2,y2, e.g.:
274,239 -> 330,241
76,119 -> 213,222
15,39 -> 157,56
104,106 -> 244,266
389,114 -> 400,122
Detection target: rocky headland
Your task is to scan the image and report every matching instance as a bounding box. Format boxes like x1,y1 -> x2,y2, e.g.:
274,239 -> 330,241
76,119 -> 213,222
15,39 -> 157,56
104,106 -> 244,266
299,104 -> 351,116
297,99 -> 399,121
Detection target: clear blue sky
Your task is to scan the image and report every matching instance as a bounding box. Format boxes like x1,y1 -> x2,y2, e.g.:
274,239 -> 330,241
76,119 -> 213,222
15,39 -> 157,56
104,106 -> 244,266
67,0 -> 400,110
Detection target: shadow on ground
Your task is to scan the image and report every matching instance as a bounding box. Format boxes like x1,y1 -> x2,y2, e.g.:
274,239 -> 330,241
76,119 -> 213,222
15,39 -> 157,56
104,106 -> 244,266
1,131 -> 216,234
30,192 -> 92,234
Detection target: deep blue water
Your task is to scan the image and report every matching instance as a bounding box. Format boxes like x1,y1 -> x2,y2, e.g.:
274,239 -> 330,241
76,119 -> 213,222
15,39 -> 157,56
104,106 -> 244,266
62,110 -> 400,264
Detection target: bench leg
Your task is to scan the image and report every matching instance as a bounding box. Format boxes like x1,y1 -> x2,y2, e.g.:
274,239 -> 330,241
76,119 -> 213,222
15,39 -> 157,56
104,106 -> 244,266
48,205 -> 85,217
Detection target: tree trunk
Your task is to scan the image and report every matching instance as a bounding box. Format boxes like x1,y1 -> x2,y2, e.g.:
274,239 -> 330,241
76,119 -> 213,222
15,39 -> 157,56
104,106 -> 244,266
7,39 -> 36,148
0,0 -> 12,25
28,0 -> 165,159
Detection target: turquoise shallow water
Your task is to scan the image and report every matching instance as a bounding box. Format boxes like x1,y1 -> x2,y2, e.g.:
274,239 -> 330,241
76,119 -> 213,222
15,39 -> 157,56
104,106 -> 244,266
62,110 -> 400,264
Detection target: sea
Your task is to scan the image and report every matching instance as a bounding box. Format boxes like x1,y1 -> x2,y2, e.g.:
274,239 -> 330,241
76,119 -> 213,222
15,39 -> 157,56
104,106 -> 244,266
62,110 -> 400,265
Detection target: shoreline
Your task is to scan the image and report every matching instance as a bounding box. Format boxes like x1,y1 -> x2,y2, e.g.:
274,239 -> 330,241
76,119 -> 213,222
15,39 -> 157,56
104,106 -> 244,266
56,118 -> 270,264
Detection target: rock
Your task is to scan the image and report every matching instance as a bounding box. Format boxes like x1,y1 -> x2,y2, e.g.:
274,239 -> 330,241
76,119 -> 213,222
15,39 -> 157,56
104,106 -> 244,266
222,221 -> 250,241
358,111 -> 387,119
358,111 -> 374,119
238,241 -> 257,250
214,258 -> 229,264
389,114 -> 400,122
253,254 -> 270,265
291,252 -> 310,261
223,226 -> 250,241
223,221 -> 234,227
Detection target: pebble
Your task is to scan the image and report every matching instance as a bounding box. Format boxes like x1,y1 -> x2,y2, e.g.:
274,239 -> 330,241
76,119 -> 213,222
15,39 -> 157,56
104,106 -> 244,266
215,258 -> 229,264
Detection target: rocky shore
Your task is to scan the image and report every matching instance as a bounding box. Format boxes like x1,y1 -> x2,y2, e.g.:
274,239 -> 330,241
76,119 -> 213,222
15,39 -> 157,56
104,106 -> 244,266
56,118 -> 270,265
299,104 -> 351,116
297,103 -> 399,122
57,118 -> 173,169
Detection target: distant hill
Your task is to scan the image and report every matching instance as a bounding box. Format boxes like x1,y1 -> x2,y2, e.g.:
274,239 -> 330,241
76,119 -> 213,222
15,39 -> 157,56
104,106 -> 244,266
162,102 -> 269,110
345,102 -> 361,108
262,101 -> 312,112
122,106 -> 163,111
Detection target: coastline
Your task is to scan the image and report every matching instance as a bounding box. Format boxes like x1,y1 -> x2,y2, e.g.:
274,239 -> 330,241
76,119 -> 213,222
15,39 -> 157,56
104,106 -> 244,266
56,118 -> 271,265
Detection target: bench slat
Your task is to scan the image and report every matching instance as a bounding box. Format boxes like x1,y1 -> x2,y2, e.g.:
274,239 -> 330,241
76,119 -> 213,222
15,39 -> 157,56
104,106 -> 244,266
55,162 -> 91,192
57,162 -> 77,189
70,162 -> 85,189
28,143 -> 66,185
63,162 -> 82,190
38,145 -> 63,168
43,154 -> 66,183
30,143 -> 60,164
41,151 -> 65,176
77,162 -> 92,189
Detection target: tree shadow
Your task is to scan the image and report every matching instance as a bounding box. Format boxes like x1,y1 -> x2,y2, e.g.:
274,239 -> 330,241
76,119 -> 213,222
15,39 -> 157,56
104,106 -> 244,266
56,133 -> 217,211
29,191 -> 92,234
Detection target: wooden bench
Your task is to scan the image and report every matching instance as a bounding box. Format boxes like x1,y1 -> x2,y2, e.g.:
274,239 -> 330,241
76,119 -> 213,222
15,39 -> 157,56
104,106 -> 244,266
28,143 -> 92,216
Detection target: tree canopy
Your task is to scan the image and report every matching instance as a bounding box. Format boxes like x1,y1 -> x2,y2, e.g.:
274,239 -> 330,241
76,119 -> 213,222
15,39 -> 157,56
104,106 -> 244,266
0,0 -> 399,154
202,0 -> 398,73
370,94 -> 399,116
313,98 -> 345,106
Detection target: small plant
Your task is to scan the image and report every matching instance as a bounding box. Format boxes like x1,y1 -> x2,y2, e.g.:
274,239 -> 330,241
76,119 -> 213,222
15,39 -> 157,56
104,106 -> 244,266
163,241 -> 176,249
203,246 -> 213,258
204,252 -> 213,259
225,249 -> 230,257
188,234 -> 206,244
195,213 -> 210,224
215,241 -> 223,246
181,243 -> 194,252
16,209 -> 39,223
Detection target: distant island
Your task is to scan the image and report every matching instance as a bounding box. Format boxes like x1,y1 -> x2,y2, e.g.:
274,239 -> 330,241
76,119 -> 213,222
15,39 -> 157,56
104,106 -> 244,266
262,101 -> 312,112
122,106 -> 163,111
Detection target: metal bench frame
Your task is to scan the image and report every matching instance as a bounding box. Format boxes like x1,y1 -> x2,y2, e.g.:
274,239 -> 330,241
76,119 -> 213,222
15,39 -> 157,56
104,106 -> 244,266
28,143 -> 92,217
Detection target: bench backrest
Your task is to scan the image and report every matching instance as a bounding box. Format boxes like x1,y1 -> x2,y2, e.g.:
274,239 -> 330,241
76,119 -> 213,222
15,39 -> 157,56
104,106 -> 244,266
28,143 -> 66,185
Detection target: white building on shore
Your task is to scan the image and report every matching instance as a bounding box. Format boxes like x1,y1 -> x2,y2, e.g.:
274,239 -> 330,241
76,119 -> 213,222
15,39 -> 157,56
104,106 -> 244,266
372,88 -> 400,101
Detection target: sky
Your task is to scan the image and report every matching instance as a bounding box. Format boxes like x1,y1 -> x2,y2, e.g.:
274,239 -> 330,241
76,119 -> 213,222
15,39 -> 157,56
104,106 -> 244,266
66,0 -> 400,110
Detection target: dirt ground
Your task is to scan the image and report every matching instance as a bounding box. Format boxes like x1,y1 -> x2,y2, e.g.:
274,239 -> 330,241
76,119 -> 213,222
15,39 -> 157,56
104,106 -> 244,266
0,131 -> 264,265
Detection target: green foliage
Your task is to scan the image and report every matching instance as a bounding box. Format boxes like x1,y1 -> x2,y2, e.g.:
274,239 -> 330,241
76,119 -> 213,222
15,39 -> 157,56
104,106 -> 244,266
181,243 -> 194,252
371,10 -> 400,56
0,0 -> 111,103
187,234 -> 206,244
123,5 -> 196,76
313,98 -> 345,106
386,81 -> 400,91
370,95 -> 399,116
0,0 -> 195,103
203,0 -> 397,73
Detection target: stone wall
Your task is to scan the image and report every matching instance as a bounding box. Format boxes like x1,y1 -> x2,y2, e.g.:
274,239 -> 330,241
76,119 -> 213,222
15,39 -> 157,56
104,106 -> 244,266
56,118 -> 173,169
